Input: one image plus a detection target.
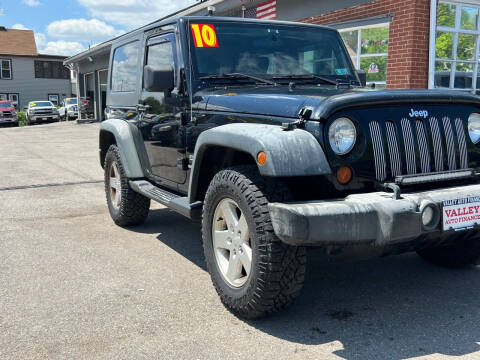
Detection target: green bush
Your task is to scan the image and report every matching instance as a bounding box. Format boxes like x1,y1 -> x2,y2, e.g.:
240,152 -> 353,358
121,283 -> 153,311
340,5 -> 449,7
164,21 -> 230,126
17,111 -> 27,127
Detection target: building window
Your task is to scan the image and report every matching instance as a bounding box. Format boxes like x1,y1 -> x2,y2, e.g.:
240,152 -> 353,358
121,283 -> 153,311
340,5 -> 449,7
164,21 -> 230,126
434,1 -> 480,90
34,60 -> 70,79
339,24 -> 389,88
111,41 -> 139,92
0,59 -> 12,79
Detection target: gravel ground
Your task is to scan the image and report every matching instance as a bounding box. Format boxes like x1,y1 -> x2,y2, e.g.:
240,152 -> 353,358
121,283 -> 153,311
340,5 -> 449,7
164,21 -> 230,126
1,122 -> 480,360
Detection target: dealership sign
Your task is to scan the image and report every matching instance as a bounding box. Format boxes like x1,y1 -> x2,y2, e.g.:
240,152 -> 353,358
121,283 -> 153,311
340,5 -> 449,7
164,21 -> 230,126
443,197 -> 480,231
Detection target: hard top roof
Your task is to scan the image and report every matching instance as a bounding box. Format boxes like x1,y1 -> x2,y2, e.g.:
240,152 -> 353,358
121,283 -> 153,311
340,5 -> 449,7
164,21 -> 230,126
65,16 -> 336,65
118,16 -> 335,41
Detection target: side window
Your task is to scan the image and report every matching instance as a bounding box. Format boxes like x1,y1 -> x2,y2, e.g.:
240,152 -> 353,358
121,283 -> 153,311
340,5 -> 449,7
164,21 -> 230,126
145,40 -> 175,84
147,41 -> 174,67
111,41 -> 139,92
142,37 -> 175,113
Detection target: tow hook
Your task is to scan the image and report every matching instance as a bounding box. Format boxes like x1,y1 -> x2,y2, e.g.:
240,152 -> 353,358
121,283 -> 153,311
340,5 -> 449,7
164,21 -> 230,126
383,183 -> 402,200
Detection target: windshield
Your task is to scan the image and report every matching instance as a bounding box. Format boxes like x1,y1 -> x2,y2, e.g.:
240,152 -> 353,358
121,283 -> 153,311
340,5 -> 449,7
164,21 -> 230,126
0,101 -> 13,108
189,21 -> 355,84
66,98 -> 77,105
30,101 -> 54,107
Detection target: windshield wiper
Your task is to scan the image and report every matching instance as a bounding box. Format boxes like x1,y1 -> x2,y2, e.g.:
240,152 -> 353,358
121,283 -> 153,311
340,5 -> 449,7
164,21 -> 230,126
200,73 -> 276,86
272,74 -> 338,86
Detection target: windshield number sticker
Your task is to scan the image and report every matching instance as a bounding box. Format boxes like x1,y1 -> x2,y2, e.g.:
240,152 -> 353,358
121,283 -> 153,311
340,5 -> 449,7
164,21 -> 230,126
191,24 -> 218,48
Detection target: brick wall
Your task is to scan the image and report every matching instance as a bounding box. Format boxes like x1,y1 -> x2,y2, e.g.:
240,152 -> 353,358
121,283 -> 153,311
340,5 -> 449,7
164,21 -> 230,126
300,0 -> 431,89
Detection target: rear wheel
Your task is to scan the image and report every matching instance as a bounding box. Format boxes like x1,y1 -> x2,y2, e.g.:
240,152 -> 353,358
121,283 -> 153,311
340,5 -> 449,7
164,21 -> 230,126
417,232 -> 480,268
104,145 -> 150,226
202,166 -> 306,319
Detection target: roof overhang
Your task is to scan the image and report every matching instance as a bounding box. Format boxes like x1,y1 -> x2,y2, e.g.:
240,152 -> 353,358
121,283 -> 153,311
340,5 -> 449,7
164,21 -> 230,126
63,41 -> 112,67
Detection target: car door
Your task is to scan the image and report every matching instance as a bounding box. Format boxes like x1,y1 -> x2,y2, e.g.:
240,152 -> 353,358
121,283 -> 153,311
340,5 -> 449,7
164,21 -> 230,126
137,32 -> 187,186
59,99 -> 66,117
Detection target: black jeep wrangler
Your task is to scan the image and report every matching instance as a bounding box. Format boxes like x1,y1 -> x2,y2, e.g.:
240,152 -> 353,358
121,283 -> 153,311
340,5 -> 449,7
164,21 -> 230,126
99,16 -> 480,319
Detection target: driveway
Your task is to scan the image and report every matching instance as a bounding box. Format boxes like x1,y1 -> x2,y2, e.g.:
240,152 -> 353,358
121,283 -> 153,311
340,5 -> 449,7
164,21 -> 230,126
1,122 -> 480,360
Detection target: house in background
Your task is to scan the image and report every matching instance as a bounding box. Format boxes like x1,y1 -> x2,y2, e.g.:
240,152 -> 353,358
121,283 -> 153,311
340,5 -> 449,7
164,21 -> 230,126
0,26 -> 71,109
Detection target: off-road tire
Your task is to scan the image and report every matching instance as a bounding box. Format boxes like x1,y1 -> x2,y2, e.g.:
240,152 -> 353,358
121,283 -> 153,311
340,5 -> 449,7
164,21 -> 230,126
202,165 -> 307,319
104,145 -> 150,226
417,232 -> 480,268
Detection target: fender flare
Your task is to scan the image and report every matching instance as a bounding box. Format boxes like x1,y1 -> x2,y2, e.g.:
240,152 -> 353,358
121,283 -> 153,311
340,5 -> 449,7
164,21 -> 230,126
188,123 -> 332,202
100,119 -> 144,178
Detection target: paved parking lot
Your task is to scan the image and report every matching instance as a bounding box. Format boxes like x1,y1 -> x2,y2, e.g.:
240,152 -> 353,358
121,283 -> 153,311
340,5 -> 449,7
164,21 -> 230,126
1,122 -> 480,360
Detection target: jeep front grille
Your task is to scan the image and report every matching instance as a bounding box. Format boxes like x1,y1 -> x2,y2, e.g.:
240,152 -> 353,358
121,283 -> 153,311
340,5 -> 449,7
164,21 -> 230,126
369,117 -> 469,182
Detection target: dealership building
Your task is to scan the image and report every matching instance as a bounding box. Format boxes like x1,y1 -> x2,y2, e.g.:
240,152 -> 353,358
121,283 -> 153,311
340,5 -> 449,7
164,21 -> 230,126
65,0 -> 480,120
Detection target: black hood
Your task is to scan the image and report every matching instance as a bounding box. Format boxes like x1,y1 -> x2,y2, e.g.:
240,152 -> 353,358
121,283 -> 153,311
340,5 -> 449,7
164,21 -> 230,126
196,86 -> 480,120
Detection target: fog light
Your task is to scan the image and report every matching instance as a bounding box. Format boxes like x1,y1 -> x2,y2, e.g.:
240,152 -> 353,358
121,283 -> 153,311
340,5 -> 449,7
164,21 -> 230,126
420,203 -> 440,230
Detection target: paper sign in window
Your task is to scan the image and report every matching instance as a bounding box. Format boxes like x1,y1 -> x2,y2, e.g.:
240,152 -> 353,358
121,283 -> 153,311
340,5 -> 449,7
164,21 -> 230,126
191,24 -> 219,48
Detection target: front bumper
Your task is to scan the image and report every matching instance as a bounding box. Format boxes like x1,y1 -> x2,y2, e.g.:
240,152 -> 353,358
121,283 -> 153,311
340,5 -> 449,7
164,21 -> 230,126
30,115 -> 59,122
0,118 -> 18,123
268,184 -> 480,247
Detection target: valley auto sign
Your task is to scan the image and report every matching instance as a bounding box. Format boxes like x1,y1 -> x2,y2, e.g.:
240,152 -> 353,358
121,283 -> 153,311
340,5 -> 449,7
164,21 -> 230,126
443,197 -> 480,231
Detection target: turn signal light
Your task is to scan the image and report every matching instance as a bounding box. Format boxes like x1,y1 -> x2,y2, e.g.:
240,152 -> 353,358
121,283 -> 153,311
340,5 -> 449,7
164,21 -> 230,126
336,166 -> 353,185
257,151 -> 267,166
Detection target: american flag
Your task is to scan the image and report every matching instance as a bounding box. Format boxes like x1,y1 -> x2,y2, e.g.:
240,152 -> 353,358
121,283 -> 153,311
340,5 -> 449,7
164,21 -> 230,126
244,0 -> 277,20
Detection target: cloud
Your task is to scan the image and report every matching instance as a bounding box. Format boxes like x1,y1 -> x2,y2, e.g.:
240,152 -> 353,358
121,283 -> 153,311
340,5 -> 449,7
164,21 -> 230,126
77,0 -> 195,28
34,32 -> 85,56
41,41 -> 86,56
47,18 -> 123,42
12,23 -> 30,30
22,0 -> 41,6
35,33 -> 47,48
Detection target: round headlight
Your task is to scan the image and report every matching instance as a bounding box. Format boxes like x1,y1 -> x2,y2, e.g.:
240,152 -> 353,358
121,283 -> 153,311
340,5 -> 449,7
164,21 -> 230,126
328,117 -> 357,155
468,113 -> 480,144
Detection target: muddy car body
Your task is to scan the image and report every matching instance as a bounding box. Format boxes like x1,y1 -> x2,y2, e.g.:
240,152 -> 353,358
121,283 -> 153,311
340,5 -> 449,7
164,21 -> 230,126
98,17 -> 480,318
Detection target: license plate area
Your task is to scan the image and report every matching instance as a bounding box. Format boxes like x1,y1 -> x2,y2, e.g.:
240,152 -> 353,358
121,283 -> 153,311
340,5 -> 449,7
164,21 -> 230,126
443,197 -> 480,231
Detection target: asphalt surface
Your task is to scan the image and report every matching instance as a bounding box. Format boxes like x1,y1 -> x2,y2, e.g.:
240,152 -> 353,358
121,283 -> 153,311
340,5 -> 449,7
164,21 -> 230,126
1,122 -> 480,360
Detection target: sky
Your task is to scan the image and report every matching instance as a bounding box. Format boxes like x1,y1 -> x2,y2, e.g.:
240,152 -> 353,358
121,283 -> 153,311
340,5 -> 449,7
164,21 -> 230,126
0,0 -> 197,56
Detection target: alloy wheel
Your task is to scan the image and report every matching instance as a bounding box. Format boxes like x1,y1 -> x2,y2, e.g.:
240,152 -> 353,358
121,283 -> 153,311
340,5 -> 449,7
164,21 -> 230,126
212,198 -> 252,287
109,162 -> 121,209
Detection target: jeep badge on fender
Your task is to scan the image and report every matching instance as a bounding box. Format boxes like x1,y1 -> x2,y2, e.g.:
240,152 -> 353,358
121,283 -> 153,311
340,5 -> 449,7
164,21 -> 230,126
98,16 -> 480,319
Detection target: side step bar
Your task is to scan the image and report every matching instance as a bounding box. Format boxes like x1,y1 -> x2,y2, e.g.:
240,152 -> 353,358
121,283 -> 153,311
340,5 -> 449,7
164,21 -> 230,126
129,180 -> 202,220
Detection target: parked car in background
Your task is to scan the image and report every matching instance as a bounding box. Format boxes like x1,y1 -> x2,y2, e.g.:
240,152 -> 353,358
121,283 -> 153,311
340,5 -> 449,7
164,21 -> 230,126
25,101 -> 60,124
0,100 -> 18,125
58,97 -> 78,121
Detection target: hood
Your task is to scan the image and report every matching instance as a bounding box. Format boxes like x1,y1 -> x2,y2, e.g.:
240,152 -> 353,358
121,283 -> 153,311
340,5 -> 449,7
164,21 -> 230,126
201,86 -> 352,119
30,106 -> 56,110
198,87 -> 480,120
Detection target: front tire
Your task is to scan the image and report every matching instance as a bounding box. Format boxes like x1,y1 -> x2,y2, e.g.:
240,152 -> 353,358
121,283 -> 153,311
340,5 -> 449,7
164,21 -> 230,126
104,145 -> 150,226
417,232 -> 480,268
202,166 -> 306,319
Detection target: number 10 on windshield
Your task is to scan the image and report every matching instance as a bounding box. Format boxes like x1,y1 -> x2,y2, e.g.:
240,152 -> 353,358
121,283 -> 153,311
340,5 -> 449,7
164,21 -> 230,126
191,24 -> 219,48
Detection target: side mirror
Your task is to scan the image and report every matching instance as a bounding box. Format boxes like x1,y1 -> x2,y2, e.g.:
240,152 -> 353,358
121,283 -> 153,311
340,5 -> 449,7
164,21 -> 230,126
356,69 -> 367,87
23,106 -> 28,111
144,65 -> 174,93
